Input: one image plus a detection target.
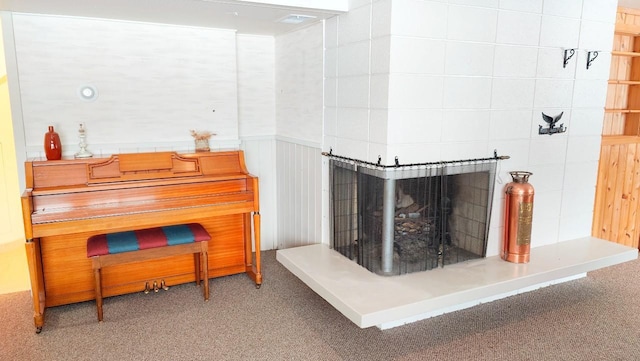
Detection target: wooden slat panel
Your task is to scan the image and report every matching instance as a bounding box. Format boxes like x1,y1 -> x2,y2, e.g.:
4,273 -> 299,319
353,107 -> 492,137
611,113 -> 626,135
602,135 -> 640,145
625,143 -> 640,247
602,145 -> 621,240
610,144 -> 627,243
618,144 -> 634,246
593,145 -> 610,237
594,139 -> 640,248
595,7 -> 640,249
615,23 -> 640,35
275,140 -> 323,249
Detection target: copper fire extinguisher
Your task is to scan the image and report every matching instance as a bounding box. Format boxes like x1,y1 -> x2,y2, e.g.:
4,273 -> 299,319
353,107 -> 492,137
503,171 -> 534,263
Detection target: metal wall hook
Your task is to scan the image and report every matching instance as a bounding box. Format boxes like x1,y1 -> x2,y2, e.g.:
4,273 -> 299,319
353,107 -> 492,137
153,280 -> 159,293
144,282 -> 150,294
563,48 -> 576,68
586,51 -> 599,69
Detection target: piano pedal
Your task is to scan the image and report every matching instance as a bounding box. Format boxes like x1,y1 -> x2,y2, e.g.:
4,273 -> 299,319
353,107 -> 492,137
160,279 -> 169,291
153,281 -> 159,293
144,282 -> 150,294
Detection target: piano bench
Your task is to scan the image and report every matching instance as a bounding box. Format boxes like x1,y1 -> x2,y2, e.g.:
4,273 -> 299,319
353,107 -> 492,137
87,223 -> 210,322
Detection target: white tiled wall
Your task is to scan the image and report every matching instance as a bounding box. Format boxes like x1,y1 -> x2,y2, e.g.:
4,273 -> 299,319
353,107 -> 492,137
327,0 -> 618,256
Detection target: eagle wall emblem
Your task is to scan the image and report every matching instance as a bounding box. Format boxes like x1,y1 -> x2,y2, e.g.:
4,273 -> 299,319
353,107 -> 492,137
539,112 -> 567,135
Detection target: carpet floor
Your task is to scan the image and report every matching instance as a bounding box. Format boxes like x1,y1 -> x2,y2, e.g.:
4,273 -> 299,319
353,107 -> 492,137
1,249 -> 639,360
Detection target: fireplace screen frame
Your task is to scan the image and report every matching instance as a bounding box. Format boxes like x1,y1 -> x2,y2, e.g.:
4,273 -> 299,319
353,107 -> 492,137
328,154 -> 499,276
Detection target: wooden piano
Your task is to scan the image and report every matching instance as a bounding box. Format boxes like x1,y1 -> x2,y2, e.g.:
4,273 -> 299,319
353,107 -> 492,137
20,150 -> 261,332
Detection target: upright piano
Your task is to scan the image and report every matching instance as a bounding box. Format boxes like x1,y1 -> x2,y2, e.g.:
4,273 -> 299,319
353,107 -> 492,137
21,150 -> 261,331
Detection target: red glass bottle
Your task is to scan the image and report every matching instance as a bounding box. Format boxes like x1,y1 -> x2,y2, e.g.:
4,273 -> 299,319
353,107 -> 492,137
44,126 -> 62,160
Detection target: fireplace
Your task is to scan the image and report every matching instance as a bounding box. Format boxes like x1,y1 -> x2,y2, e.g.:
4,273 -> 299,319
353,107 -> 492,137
328,154 -> 499,276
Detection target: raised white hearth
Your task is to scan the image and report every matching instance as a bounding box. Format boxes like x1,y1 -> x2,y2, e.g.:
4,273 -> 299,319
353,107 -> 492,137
276,237 -> 638,330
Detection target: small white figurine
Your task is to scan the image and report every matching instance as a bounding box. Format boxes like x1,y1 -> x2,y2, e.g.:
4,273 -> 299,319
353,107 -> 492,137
74,123 -> 93,158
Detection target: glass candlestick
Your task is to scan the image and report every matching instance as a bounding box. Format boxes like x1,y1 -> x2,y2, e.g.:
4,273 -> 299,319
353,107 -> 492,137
74,123 -> 93,158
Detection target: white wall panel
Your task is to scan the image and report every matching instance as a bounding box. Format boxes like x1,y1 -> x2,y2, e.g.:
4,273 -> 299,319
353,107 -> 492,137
499,0 -> 543,13
582,0 -> 618,22
578,21 -> 615,52
237,35 -> 276,137
336,41 -> 370,77
539,16 -> 581,48
489,110 -> 534,140
275,22 -> 323,144
493,46 -> 538,78
542,0 -> 583,18
496,11 -> 541,46
390,0 -> 447,39
443,77 -> 492,109
337,3 -> 372,45
445,42 -> 495,76
491,78 -> 536,109
446,6 -> 498,42
389,37 -> 445,75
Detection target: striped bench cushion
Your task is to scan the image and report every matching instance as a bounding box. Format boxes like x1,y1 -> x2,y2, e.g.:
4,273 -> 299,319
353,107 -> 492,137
87,223 -> 210,257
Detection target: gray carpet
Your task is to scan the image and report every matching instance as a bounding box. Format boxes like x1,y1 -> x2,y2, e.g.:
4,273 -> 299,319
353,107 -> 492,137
1,249 -> 640,360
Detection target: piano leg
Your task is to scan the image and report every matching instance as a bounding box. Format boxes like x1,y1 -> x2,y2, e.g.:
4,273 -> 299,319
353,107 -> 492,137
25,239 -> 46,333
243,212 -> 262,288
253,212 -> 262,289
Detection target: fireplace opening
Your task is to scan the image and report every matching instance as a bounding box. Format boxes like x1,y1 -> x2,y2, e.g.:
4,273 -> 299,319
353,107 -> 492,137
329,155 -> 499,276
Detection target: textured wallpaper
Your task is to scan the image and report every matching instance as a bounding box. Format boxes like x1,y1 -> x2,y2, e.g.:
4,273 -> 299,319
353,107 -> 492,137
13,14 -> 241,156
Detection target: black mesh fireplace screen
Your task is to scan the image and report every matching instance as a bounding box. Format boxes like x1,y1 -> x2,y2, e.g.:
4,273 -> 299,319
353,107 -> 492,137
327,153 -> 503,276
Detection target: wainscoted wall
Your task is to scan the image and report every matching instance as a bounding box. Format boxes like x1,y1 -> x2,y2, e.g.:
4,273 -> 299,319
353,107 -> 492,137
240,137 -> 278,250
273,22 -> 325,249
275,138 -> 323,249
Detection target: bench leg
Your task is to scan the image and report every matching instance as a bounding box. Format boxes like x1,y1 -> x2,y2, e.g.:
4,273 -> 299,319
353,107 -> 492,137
201,243 -> 209,301
92,260 -> 104,322
193,253 -> 201,286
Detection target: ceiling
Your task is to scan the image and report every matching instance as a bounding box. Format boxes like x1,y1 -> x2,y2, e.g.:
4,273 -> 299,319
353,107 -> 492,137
0,0 -> 347,36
